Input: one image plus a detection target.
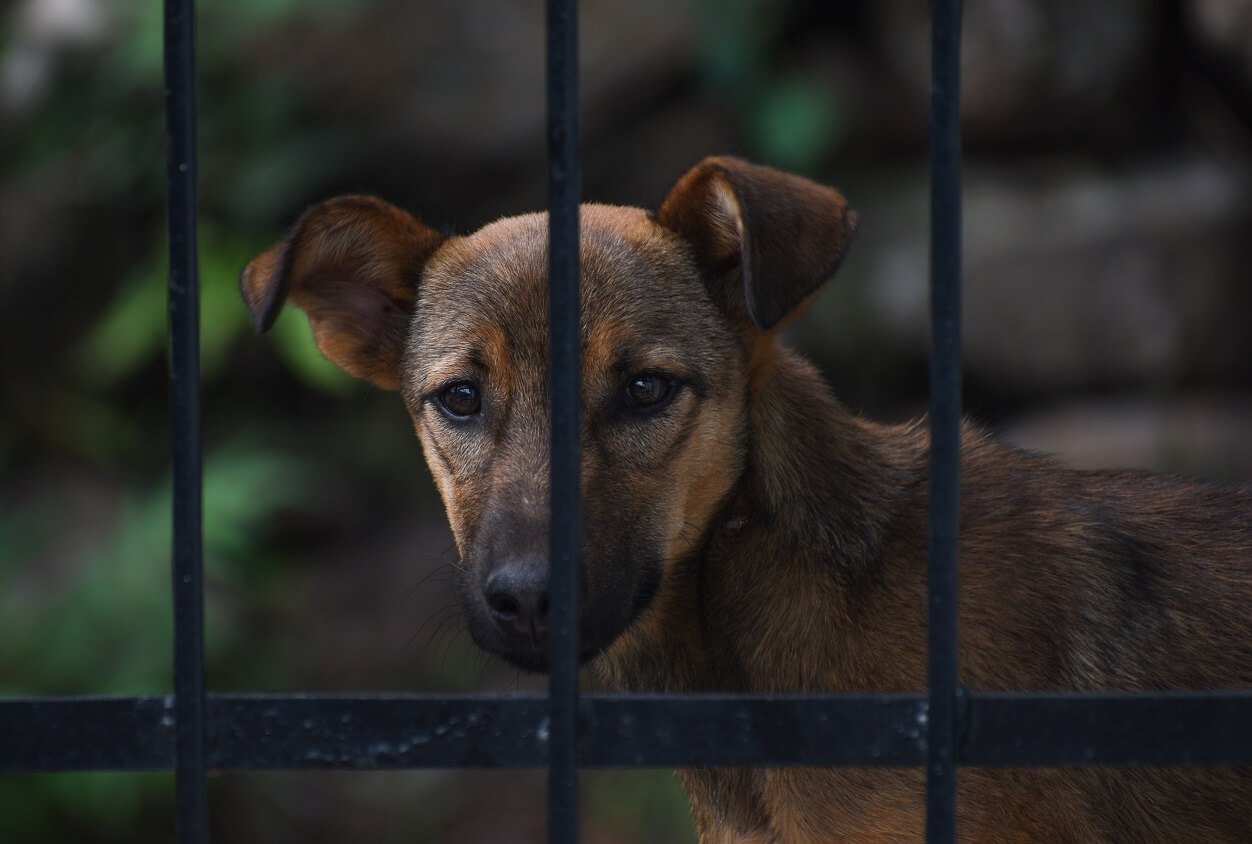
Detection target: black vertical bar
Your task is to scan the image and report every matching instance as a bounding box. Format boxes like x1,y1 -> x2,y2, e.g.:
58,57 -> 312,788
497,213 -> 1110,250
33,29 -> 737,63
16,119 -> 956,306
926,0 -> 962,842
163,1 -> 206,842
546,0 -> 580,842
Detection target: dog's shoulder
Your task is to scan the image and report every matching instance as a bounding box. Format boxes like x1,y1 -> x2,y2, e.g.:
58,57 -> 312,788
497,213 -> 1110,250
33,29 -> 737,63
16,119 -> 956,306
952,433 -> 1252,688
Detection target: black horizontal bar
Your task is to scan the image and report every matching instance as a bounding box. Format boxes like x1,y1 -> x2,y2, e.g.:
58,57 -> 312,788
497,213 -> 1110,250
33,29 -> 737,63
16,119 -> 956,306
0,696 -> 174,771
0,694 -> 923,772
211,695 -> 549,769
3,692 -> 1250,773
580,695 -> 924,768
965,691 -> 1252,767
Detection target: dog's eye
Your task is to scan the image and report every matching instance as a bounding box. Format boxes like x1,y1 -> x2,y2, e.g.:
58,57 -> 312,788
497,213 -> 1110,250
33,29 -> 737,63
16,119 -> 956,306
439,381 -> 482,417
624,373 -> 675,411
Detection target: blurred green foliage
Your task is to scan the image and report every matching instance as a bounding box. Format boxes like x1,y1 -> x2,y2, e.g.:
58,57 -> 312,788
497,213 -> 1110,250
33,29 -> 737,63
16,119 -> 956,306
0,0 -> 363,471
0,439 -> 316,841
698,0 -> 844,173
72,221 -> 354,396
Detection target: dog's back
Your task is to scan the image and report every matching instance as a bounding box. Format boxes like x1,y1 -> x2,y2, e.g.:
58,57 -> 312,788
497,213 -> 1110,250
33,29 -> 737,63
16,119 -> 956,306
948,436 -> 1252,693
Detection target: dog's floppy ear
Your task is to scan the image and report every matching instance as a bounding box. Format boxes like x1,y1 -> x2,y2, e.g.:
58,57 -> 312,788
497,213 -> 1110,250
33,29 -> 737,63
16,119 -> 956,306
240,195 -> 444,390
655,156 -> 857,331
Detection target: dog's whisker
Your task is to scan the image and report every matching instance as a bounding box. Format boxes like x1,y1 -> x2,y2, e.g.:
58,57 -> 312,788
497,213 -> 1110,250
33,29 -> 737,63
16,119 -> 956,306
422,607 -> 463,652
413,549 -> 466,572
406,604 -> 459,650
386,567 -> 458,604
438,624 -> 470,678
473,650 -> 491,686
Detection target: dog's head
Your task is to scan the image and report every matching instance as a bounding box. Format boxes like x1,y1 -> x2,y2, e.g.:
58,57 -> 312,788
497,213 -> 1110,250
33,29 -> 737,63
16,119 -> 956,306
241,157 -> 856,671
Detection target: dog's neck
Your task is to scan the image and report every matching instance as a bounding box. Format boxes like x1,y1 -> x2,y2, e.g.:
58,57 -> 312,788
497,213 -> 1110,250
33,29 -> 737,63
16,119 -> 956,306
593,345 -> 924,694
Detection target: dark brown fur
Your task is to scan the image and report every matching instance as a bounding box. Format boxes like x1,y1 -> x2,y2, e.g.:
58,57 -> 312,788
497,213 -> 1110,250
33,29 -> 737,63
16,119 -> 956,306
242,157 -> 1252,842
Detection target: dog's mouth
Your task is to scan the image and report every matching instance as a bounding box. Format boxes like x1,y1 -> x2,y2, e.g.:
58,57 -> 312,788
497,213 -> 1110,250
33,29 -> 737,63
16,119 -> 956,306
470,625 -> 627,674
467,563 -> 662,674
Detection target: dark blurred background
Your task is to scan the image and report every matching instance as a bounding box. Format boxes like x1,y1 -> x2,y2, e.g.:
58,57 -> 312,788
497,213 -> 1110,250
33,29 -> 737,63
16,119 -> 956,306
1,0 -> 1250,841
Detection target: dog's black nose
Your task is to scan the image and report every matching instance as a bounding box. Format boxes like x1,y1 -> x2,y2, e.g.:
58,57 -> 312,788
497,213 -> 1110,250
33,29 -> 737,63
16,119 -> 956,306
484,563 -> 549,641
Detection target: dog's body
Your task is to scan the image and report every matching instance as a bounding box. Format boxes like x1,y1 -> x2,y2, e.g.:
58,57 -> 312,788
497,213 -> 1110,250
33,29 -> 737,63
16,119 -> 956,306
242,157 -> 1252,841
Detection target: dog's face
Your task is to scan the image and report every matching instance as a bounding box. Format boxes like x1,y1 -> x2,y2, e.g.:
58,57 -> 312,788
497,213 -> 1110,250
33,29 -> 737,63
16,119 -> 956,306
401,206 -> 748,669
240,157 -> 856,671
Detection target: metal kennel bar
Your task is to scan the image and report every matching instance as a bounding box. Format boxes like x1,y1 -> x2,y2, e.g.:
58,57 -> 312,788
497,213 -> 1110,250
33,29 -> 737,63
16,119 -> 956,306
6,692 -> 1252,773
546,0 -> 582,839
162,0 -> 207,842
5,692 -> 1251,773
2,1 -> 1251,843
926,0 -> 963,840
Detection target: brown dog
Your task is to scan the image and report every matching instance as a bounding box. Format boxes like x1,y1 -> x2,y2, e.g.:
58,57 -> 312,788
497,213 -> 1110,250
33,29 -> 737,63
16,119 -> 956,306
241,157 -> 1251,842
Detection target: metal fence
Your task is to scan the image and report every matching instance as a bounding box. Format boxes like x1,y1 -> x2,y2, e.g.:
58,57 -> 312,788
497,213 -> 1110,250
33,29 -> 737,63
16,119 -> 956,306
2,1 -> 1250,842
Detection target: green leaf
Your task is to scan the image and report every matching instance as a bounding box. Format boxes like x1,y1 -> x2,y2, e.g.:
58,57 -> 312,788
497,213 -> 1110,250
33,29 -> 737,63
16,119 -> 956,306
271,305 -> 357,397
754,77 -> 842,174
72,257 -> 166,388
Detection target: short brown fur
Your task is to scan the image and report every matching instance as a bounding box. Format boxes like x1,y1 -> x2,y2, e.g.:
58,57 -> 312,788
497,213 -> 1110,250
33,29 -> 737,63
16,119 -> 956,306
242,157 -> 1252,842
